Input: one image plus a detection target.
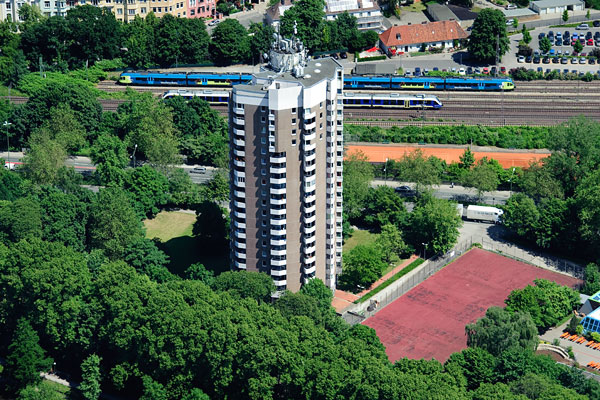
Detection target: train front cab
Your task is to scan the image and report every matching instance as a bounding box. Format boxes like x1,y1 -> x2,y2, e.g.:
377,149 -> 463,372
119,73 -> 133,84
501,80 -> 515,91
408,96 -> 442,109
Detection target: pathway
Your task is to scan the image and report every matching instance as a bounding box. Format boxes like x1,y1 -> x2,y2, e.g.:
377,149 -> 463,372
332,255 -> 418,313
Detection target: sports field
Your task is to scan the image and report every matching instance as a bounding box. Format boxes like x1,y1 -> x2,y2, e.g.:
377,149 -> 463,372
363,248 -> 581,362
346,144 -> 549,169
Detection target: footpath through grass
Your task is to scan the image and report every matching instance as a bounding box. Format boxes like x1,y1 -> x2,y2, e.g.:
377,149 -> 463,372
144,210 -> 228,277
356,258 -> 425,304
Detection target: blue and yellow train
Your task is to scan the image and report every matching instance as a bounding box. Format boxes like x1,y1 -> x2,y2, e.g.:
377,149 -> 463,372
162,89 -> 443,109
119,71 -> 515,91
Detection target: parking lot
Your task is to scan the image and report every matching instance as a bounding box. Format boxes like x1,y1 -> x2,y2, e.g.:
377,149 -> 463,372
507,24 -> 600,75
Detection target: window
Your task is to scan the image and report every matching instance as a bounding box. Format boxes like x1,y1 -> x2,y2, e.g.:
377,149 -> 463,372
262,230 -> 267,237
292,107 -> 297,114
261,106 -> 266,112
141,7 -> 146,12
292,129 -> 297,135
128,9 -> 135,14
261,116 -> 266,123
261,168 -> 266,176
261,158 -> 266,165
117,8 -> 123,13
320,133 -> 323,140
262,209 -> 267,216
292,139 -> 297,146
261,137 -> 266,144
320,112 -> 323,118
320,102 -> 323,109
319,123 -> 323,129
262,240 -> 267,247
262,220 -> 267,227
262,251 -> 267,257
261,148 -> 266,155
292,118 -> 296,124
44,1 -> 50,6
261,179 -> 266,185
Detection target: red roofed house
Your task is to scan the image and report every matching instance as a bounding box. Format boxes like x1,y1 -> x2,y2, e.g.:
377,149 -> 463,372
379,20 -> 468,56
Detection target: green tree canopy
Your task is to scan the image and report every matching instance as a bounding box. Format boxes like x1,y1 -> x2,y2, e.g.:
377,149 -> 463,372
339,244 -> 386,291
468,9 -> 510,63
362,186 -> 408,230
280,0 -> 326,51
466,306 -> 538,357
210,19 -> 251,66
211,270 -> 276,303
79,354 -> 102,400
343,151 -> 374,220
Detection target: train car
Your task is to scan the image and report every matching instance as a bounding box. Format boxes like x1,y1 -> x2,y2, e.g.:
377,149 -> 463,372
343,92 -> 442,109
162,89 -> 230,105
187,73 -> 252,86
390,76 -> 445,90
344,76 -> 391,89
444,77 -> 514,91
119,71 -> 188,85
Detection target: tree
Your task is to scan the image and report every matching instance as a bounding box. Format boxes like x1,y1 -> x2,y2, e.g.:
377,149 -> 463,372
211,271 -> 276,302
124,165 -> 170,218
362,186 -> 409,230
563,9 -> 569,22
339,244 -> 386,291
65,6 -> 122,67
88,187 -> 144,259
200,170 -> 229,203
533,197 -> 567,249
185,262 -> 215,285
573,38 -> 583,54
539,36 -> 552,54
466,306 -> 538,356
140,376 -> 167,400
444,347 -> 496,390
280,0 -> 326,51
376,224 -> 410,263
505,279 -> 580,331
90,133 -> 129,186
502,193 -> 539,241
5,319 -> 53,392
248,23 -> 275,60
300,278 -> 333,312
512,18 -> 518,29
462,159 -> 499,200
0,167 -> 23,201
193,201 -> 228,250
575,169 -> 600,256
17,381 -> 66,400
23,130 -> 67,185
522,26 -> 532,45
154,14 -> 210,66
166,168 -> 201,208
35,104 -> 87,153
406,194 -> 462,255
583,263 -> 600,295
210,19 -> 250,66
468,9 -> 510,63
79,354 -> 102,400
122,14 -> 157,69
343,151 -> 374,220
122,238 -> 171,282
519,161 -> 563,201
459,148 -> 475,169
0,197 -> 42,243
395,150 -> 442,193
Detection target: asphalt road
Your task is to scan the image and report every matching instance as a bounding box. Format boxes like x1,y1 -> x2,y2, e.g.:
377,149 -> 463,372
372,179 -> 511,206
1,152 -> 217,184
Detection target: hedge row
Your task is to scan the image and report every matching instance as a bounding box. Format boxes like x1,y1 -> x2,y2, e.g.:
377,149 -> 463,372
344,124 -> 551,149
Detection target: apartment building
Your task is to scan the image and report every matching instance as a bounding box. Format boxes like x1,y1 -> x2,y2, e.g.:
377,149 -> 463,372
186,0 -> 215,18
230,33 -> 344,293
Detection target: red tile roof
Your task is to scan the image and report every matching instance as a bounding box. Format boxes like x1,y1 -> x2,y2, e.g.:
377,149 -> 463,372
379,20 -> 468,47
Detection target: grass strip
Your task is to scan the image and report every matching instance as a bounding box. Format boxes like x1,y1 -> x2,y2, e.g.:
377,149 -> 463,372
356,258 -> 425,304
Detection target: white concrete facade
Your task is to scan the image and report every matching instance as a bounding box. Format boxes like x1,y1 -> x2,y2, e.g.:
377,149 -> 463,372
530,0 -> 584,14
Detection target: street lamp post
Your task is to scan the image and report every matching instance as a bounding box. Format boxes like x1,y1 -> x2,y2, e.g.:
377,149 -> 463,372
131,144 -> 138,168
509,167 -> 516,195
421,242 -> 428,259
3,120 -> 11,167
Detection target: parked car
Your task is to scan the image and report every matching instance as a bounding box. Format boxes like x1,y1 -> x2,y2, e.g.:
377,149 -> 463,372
482,67 -> 489,74
506,3 -> 517,9
580,57 -> 587,64
555,39 -> 563,46
561,57 -> 568,64
340,52 -> 348,59
467,66 -> 473,74
552,56 -> 559,64
590,57 -> 596,64
533,56 -> 541,63
571,57 -> 579,64
500,66 -> 507,74
577,23 -> 590,30
539,32 -> 546,39
491,66 -> 497,75
208,19 -> 220,26
526,55 -> 533,63
459,67 -> 466,75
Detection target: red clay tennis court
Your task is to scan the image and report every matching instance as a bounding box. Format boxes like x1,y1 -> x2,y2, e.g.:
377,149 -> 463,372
363,248 -> 581,362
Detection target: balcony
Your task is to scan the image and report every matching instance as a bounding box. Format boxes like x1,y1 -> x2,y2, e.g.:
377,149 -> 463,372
233,169 -> 245,180
271,238 -> 286,246
304,163 -> 316,173
233,189 -> 245,198
271,259 -> 286,267
233,127 -> 245,137
234,240 -> 246,250
304,204 -> 316,214
271,248 -> 286,257
270,208 -> 286,216
270,176 -> 286,185
234,106 -> 244,115
304,194 -> 316,204
270,218 -> 286,226
269,124 -> 276,132
304,121 -> 316,131
270,226 -> 286,235
304,235 -> 316,245
304,264 -> 316,275
304,214 -> 316,224
304,225 -> 316,235
233,228 -> 246,239
234,250 -> 246,259
234,210 -> 246,219
233,181 -> 245,191
270,198 -> 286,206
304,142 -> 316,152
233,117 -> 245,126
304,109 -> 316,119
305,152 -> 316,163
234,219 -> 246,229
273,279 -> 287,287
271,268 -> 287,277
304,244 -> 316,254
270,155 -> 286,163
233,200 -> 245,209
304,131 -> 316,141
270,166 -> 286,174
233,148 -> 245,157
234,260 -> 246,269
233,138 -> 245,147
233,159 -> 245,168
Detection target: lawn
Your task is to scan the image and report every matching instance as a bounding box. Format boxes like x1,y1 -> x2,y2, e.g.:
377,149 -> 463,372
343,229 -> 378,254
400,2 -> 427,12
144,211 -> 229,277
